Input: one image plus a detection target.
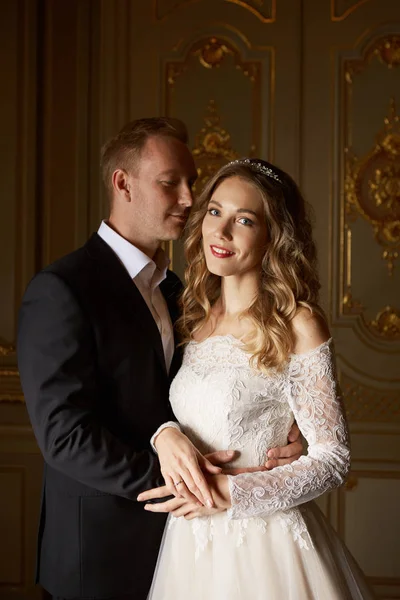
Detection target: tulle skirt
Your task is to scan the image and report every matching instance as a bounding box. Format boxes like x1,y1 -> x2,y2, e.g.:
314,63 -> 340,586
147,502 -> 375,600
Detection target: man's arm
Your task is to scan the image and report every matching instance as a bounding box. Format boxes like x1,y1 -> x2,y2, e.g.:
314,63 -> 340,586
18,271 -> 163,500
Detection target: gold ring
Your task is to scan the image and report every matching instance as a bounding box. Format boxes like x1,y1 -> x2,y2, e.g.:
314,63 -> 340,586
173,480 -> 183,486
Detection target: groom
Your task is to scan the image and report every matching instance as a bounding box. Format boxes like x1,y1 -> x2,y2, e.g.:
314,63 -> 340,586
18,117 -> 302,600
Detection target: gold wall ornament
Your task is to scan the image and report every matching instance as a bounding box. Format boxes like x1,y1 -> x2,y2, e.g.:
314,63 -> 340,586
369,306 -> 400,340
373,36 -> 400,69
342,290 -> 363,315
166,37 -> 262,86
192,100 -> 239,194
344,99 -> 400,277
331,0 -> 372,21
167,62 -> 188,85
197,38 -> 231,69
0,340 -> 16,356
193,38 -> 259,82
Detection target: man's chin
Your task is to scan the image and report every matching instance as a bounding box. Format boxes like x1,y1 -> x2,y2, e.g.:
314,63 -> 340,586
163,226 -> 186,242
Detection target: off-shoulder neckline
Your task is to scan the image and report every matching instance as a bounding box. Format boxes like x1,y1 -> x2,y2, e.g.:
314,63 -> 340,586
189,334 -> 333,359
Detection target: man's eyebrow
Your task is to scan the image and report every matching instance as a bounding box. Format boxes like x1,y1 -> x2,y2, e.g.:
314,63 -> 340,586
208,199 -> 260,218
158,169 -> 177,177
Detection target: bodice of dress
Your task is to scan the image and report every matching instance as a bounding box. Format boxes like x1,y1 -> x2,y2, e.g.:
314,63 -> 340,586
169,335 -> 350,522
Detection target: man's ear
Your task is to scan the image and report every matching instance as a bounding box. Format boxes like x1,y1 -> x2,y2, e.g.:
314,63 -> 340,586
112,169 -> 131,201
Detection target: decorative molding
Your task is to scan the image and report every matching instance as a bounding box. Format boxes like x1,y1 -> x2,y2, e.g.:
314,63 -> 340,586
155,0 -> 200,21
337,468 -> 400,583
341,372 -> 400,423
225,0 -> 276,23
331,0 -> 372,22
192,99 -> 239,193
345,36 -> 400,81
0,368 -> 24,403
333,33 -> 400,349
155,0 -> 276,23
165,35 -> 263,149
0,466 -> 26,586
14,0 -> 38,342
344,99 -> 400,280
166,36 -> 261,84
164,32 -> 272,273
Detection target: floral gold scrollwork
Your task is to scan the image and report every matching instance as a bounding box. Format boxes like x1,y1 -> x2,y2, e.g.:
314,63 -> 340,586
192,100 -> 239,194
192,38 -> 259,82
166,37 -> 261,87
369,306 -> 400,340
345,99 -> 400,277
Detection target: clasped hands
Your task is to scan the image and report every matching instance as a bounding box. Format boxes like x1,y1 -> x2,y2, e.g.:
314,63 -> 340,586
137,424 -> 302,520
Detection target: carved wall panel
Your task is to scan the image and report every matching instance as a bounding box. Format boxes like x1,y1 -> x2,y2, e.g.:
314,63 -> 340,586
339,472 -> 400,586
0,438 -> 43,600
163,30 -> 274,274
332,32 -> 400,367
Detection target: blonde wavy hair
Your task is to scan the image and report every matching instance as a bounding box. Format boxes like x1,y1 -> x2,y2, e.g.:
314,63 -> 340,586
177,158 -> 323,372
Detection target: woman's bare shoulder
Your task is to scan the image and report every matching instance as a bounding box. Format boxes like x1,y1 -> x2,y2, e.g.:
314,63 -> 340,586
291,307 -> 331,355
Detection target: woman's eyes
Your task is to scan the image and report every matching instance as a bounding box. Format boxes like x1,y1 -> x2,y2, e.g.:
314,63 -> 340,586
238,217 -> 254,226
161,180 -> 178,187
207,209 -> 253,226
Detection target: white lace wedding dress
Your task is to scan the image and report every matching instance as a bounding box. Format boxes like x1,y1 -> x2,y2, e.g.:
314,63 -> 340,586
148,336 -> 375,599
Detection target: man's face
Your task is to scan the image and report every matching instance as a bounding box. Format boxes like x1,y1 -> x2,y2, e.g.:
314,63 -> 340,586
126,135 -> 198,244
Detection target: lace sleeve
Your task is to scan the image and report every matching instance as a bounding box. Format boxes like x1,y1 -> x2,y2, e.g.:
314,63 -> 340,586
227,339 -> 350,520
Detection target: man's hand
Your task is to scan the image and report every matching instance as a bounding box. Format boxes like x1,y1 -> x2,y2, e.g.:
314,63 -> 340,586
265,423 -> 303,469
138,474 -> 231,520
153,427 -> 235,507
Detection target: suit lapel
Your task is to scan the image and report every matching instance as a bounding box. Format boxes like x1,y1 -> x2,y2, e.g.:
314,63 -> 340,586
85,233 -> 167,375
160,273 -> 184,380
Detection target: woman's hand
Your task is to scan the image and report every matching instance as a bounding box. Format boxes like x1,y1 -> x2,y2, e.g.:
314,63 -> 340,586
138,474 -> 231,520
153,428 -> 235,507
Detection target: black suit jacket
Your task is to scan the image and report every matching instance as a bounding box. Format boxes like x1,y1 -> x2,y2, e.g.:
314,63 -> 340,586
17,233 -> 183,599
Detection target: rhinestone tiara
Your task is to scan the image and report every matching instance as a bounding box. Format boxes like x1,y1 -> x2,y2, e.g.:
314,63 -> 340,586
227,158 -> 282,183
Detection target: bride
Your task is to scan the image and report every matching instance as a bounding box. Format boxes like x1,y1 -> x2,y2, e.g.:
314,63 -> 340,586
138,158 -> 375,599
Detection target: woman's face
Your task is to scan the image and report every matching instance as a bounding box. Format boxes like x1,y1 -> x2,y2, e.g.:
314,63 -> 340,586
201,176 -> 268,279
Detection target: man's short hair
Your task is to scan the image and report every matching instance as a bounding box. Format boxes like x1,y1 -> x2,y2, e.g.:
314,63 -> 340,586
100,117 -> 189,195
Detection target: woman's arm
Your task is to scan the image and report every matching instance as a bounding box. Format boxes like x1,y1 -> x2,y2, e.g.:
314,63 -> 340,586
227,313 -> 350,520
